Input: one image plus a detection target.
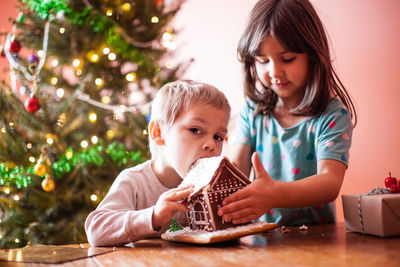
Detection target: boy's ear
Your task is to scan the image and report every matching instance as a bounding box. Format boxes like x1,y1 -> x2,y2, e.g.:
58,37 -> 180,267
149,120 -> 165,145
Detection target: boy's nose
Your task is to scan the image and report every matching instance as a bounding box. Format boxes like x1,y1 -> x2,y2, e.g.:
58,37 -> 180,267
202,140 -> 215,152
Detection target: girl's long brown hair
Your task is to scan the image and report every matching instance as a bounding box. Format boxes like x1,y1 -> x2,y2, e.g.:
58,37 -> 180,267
238,0 -> 357,125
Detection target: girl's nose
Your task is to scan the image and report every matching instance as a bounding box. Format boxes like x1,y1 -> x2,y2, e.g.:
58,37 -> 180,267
268,62 -> 283,79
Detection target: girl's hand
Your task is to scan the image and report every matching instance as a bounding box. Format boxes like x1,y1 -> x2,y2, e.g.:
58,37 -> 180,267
218,152 -> 277,224
152,185 -> 194,230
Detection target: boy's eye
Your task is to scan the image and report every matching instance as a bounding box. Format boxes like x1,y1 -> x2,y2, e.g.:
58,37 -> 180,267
189,128 -> 202,135
214,135 -> 224,142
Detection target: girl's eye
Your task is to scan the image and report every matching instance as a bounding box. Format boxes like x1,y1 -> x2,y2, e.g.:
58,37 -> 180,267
282,56 -> 296,63
214,135 -> 224,142
189,128 -> 202,135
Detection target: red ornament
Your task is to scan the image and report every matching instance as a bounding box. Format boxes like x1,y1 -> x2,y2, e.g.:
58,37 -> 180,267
389,184 -> 398,193
9,40 -> 22,53
24,95 -> 40,113
0,46 -> 5,57
384,172 -> 397,188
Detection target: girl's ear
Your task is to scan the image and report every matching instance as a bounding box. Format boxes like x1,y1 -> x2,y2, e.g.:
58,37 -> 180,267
149,120 -> 165,145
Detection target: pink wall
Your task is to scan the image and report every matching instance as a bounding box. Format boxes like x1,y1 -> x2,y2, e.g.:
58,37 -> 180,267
2,0 -> 400,222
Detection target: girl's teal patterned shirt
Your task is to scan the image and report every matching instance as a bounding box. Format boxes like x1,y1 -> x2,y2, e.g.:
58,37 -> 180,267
233,98 -> 353,225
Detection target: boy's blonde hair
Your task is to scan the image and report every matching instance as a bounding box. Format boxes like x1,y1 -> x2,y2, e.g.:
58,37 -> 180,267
149,80 -> 231,158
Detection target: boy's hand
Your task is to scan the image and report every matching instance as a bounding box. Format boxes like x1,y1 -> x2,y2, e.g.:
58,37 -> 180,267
152,185 -> 194,230
217,152 -> 277,224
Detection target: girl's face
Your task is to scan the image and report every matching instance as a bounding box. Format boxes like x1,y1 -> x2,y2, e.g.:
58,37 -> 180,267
160,103 -> 229,178
254,36 -> 310,105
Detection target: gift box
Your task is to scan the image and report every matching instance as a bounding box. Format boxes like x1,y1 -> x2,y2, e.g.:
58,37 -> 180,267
342,193 -> 400,237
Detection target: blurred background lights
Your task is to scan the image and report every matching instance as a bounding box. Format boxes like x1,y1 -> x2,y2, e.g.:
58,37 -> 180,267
80,140 -> 89,148
59,27 -> 65,34
29,156 -> 35,163
72,58 -> 81,67
91,135 -> 99,144
126,72 -> 136,82
51,59 -> 59,67
102,47 -> 110,54
108,52 -> 116,61
121,3 -> 131,12
95,78 -> 104,87
56,88 -> 64,98
151,16 -> 159,23
89,112 -> 97,122
101,95 -> 111,104
90,194 -> 98,201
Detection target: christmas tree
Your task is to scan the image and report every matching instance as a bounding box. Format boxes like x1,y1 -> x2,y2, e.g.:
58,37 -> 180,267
0,0 -> 187,249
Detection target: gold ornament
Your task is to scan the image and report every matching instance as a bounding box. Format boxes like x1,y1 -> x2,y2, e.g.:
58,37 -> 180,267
34,161 -> 48,176
42,175 -> 55,192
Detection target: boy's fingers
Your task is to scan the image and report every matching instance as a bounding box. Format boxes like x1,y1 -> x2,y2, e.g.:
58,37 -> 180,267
164,186 -> 193,201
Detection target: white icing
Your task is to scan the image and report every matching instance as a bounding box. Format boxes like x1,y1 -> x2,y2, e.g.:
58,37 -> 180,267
180,156 -> 225,197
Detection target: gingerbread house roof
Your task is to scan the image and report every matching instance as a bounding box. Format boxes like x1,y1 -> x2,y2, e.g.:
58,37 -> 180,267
181,156 -> 250,199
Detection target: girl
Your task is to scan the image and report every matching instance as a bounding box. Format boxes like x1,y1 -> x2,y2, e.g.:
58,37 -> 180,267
218,0 -> 357,226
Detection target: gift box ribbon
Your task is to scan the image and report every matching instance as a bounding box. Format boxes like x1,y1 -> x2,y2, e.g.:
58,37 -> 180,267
358,187 -> 390,233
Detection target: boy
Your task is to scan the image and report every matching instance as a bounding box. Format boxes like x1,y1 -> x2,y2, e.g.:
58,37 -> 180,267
85,80 -> 231,246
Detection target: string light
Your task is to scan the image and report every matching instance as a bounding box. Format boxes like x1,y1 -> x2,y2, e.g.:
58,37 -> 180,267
50,77 -> 58,85
106,129 -> 115,139
75,69 -> 83,76
37,50 -> 44,57
95,78 -> 104,87
102,47 -> 110,55
121,3 -> 131,12
80,140 -> 89,148
90,194 -> 98,201
89,112 -> 97,122
151,16 -> 159,23
29,156 -> 36,163
101,96 -> 111,104
56,88 -> 64,98
15,238 -> 20,244
108,52 -> 116,61
126,72 -> 136,82
3,187 -> 11,194
13,195 -> 20,201
9,122 -> 14,128
106,9 -> 113,16
26,143 -> 32,149
59,27 -> 65,34
91,136 -> 99,144
51,59 -> 59,67
65,150 -> 73,159
72,58 -> 81,68
1,127 -> 5,133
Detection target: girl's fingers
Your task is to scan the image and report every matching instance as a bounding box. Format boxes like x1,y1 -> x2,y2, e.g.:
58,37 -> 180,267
218,197 -> 250,216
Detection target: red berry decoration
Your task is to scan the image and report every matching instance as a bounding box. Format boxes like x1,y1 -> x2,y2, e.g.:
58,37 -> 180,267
384,172 -> 397,188
389,184 -> 398,193
9,40 -> 22,53
0,46 -> 5,57
24,95 -> 40,113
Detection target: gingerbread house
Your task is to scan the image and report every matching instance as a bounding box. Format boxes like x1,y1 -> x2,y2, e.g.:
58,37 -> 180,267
181,156 -> 251,232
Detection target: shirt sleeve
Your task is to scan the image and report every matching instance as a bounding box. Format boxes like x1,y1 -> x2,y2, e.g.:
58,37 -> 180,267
84,170 -> 161,246
232,100 -> 254,147
316,105 -> 353,167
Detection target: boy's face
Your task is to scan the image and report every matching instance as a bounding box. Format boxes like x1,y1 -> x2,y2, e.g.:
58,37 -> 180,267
160,103 -> 229,178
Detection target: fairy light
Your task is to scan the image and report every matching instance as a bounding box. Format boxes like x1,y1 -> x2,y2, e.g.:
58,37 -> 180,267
106,129 -> 115,139
13,195 -> 20,201
89,112 -> 97,122
142,129 -> 148,136
101,96 -> 111,104
106,9 -> 113,16
51,59 -> 59,67
59,27 -> 65,34
163,32 -> 173,41
29,156 -> 35,163
91,135 -> 98,144
15,238 -> 20,244
8,122 -> 14,128
108,52 -> 116,61
126,72 -> 136,82
121,3 -> 131,12
56,88 -> 64,98
50,77 -> 58,85
165,60 -> 174,69
120,105 -> 126,112
65,151 -> 73,159
102,47 -> 110,55
47,138 -> 54,145
91,53 -> 99,63
151,16 -> 159,23
75,69 -> 83,76
90,194 -> 98,201
1,127 -> 5,133
80,140 -> 89,148
26,143 -> 32,149
95,78 -> 104,87
3,187 -> 11,194
72,58 -> 81,68
37,50 -> 44,57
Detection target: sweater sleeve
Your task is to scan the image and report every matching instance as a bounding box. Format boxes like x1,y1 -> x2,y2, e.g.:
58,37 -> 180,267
85,169 -> 162,246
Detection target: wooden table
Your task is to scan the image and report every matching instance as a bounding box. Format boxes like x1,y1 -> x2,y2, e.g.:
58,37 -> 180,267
1,222 -> 399,267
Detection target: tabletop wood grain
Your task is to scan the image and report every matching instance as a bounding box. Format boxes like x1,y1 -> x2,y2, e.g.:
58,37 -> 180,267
1,222 -> 399,267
